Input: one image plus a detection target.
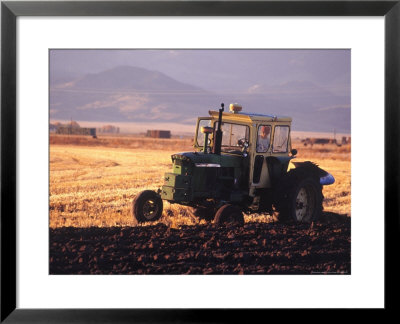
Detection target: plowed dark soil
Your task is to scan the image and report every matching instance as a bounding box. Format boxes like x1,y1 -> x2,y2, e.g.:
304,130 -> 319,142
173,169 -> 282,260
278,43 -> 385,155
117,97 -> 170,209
50,216 -> 350,275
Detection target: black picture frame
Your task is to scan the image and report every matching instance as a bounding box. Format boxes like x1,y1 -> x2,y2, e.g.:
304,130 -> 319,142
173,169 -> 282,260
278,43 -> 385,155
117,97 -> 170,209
1,0 -> 398,321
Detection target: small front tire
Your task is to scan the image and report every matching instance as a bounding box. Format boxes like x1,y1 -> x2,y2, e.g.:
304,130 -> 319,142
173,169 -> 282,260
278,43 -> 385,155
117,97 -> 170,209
190,206 -> 215,222
132,190 -> 163,223
214,204 -> 244,227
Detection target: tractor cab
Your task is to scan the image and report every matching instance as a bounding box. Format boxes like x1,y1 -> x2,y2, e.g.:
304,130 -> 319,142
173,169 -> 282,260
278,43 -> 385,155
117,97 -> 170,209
194,103 -> 294,197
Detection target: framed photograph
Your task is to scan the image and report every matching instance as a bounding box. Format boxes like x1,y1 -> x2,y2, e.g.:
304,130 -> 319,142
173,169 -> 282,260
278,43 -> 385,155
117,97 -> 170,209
1,0 -> 398,321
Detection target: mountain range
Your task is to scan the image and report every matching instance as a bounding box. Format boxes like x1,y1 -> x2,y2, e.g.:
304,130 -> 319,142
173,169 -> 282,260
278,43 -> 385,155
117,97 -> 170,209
50,65 -> 351,133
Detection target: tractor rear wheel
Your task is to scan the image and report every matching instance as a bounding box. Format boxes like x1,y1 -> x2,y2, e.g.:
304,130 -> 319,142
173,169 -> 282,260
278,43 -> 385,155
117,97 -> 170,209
214,204 -> 244,227
132,190 -> 163,223
274,169 -> 323,223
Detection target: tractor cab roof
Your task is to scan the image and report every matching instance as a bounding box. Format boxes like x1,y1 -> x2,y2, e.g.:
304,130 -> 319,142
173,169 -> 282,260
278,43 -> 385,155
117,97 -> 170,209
208,110 -> 292,123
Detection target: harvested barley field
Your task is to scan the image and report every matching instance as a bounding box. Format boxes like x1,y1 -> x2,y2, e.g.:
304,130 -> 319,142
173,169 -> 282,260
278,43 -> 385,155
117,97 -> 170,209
50,134 -> 350,274
50,134 -> 350,228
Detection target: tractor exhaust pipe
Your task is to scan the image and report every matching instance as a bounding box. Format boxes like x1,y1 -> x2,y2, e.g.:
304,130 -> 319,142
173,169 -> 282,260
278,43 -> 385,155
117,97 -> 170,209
213,103 -> 224,155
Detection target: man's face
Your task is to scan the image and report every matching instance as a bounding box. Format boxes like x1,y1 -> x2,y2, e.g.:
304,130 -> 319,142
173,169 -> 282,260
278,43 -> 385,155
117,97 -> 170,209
261,126 -> 270,138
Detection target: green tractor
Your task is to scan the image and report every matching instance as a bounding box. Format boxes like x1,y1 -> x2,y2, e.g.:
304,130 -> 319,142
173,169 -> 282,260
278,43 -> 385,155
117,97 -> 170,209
132,103 -> 335,226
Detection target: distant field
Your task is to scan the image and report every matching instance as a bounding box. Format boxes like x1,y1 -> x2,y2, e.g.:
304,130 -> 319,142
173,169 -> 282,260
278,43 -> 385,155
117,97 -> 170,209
50,133 -> 194,150
49,134 -> 350,228
50,122 -> 350,140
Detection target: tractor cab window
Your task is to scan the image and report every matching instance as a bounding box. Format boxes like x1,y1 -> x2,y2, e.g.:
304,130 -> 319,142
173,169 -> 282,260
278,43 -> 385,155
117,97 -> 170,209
272,126 -> 290,153
216,122 -> 250,154
196,119 -> 213,147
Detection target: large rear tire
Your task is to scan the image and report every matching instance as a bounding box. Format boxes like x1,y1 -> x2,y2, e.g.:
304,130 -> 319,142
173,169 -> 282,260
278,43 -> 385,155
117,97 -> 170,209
132,190 -> 163,223
274,169 -> 323,223
214,204 -> 244,227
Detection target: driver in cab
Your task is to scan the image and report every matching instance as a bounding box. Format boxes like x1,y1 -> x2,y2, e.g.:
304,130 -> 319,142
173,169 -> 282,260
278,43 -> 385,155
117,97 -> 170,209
257,125 -> 271,152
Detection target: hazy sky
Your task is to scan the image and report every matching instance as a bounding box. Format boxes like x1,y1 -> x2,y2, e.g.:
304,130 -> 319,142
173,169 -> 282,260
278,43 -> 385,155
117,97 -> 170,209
50,49 -> 350,95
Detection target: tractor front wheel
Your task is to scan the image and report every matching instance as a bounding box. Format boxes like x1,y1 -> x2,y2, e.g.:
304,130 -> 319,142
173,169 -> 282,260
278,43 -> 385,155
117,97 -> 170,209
132,190 -> 163,223
214,204 -> 244,227
190,206 -> 215,222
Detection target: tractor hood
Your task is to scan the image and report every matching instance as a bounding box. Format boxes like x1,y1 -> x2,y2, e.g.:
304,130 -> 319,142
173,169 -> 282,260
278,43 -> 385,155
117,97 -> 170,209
171,152 -> 244,168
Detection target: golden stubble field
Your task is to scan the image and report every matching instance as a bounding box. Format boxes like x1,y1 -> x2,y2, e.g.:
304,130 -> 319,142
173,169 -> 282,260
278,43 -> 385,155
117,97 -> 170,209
49,134 -> 351,228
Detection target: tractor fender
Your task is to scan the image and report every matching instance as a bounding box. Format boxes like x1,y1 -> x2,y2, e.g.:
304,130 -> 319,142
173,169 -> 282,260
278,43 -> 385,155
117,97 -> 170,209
292,161 -> 335,186
265,156 -> 295,175
265,156 -> 295,187
272,156 -> 295,165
